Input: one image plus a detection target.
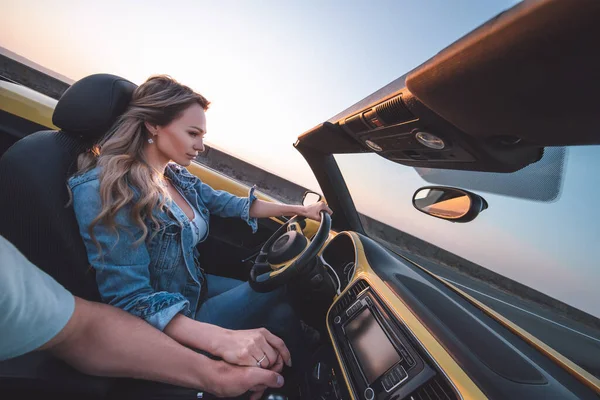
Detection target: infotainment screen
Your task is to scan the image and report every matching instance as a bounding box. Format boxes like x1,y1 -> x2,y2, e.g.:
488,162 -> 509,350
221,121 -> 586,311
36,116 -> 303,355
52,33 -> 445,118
345,308 -> 401,384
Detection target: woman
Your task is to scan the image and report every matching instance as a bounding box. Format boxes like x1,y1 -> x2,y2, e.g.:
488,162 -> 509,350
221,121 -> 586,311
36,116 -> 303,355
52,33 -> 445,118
68,75 -> 332,378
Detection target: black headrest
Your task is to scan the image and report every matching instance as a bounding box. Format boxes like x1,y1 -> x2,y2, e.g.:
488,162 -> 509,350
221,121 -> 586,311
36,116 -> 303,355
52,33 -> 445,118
52,74 -> 137,141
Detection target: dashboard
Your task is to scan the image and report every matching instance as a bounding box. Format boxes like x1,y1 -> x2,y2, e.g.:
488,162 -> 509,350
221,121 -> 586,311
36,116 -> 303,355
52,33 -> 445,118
328,280 -> 444,400
318,232 -> 600,400
321,233 -> 461,400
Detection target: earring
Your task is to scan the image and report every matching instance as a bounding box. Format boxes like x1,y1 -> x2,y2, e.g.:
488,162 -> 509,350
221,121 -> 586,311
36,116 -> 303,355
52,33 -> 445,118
148,138 -> 154,144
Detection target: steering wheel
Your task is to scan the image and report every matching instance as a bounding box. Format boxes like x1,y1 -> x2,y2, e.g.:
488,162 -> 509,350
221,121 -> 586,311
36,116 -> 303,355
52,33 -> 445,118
249,211 -> 331,292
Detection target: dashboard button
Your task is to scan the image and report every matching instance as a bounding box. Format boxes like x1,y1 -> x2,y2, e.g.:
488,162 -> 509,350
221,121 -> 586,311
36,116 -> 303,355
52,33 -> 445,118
346,302 -> 361,316
395,365 -> 407,379
382,365 -> 408,392
381,375 -> 395,390
382,375 -> 391,387
386,372 -> 398,386
382,378 -> 394,391
400,348 -> 415,366
334,315 -> 341,324
364,387 -> 374,400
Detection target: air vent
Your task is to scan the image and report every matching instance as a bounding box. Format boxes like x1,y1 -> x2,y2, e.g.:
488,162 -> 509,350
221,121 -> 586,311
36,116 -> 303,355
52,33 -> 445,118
332,280 -> 369,314
338,293 -> 353,309
344,114 -> 370,134
350,279 -> 368,296
375,95 -> 415,125
407,376 -> 458,400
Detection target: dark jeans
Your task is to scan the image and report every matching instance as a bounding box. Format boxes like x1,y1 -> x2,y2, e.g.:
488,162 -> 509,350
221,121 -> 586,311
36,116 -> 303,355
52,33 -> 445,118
194,274 -> 307,373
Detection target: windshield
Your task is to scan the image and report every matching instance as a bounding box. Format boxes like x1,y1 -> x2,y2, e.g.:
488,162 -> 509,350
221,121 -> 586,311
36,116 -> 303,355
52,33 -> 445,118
335,145 -> 600,379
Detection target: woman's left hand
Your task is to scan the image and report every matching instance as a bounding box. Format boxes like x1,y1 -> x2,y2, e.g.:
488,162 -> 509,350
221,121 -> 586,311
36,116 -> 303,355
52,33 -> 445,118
302,201 -> 333,222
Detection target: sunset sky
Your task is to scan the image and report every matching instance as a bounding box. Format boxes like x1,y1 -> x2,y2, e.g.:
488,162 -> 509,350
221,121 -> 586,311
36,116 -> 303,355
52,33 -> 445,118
4,0 -> 599,319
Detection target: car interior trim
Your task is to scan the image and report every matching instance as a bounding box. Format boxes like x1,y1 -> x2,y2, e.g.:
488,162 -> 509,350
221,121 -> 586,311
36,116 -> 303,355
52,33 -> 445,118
402,258 -> 600,394
326,231 -> 487,400
0,81 -> 58,129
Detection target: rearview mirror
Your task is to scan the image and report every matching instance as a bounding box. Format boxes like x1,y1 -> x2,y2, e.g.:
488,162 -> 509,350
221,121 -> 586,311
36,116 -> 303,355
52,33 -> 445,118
302,191 -> 322,207
413,186 -> 488,222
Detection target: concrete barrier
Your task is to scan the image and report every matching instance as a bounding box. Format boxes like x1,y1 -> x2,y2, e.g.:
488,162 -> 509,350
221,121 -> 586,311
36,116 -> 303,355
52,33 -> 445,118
1,47 -> 72,99
196,145 -> 307,205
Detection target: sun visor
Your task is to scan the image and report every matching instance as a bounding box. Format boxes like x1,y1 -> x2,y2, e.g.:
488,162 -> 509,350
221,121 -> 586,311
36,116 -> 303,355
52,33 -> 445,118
406,0 -> 600,149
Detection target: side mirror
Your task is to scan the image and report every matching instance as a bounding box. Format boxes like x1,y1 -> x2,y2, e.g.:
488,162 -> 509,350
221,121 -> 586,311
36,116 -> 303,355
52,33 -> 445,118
302,190 -> 323,207
412,186 -> 488,223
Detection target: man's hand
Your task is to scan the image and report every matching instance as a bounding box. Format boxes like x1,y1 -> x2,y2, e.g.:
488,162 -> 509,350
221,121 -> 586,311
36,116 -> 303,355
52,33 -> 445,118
208,361 -> 285,400
302,201 -> 333,222
214,328 -> 292,370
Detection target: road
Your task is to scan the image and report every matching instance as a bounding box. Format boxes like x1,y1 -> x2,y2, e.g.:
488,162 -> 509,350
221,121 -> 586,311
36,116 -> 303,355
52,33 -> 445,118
392,249 -> 600,379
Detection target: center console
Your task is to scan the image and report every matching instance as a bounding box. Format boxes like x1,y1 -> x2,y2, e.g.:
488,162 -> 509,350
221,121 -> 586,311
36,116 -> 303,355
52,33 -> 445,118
328,280 -> 441,400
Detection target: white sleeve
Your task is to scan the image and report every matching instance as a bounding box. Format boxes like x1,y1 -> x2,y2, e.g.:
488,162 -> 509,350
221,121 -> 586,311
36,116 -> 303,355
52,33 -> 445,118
0,236 -> 75,361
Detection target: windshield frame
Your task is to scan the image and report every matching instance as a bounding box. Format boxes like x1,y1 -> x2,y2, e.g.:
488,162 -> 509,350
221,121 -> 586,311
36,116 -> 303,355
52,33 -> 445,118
294,139 -> 366,234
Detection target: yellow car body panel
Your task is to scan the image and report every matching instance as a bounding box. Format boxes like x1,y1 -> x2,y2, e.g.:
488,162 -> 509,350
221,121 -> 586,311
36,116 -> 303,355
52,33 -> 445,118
0,81 -> 58,129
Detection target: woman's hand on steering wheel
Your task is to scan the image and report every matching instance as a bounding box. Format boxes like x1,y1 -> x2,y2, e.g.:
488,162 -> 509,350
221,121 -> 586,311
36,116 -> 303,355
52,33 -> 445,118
214,328 -> 292,372
301,201 -> 333,221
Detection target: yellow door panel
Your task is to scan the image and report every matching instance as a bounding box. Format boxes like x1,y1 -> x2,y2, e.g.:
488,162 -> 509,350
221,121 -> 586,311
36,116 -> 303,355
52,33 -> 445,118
0,81 -> 58,129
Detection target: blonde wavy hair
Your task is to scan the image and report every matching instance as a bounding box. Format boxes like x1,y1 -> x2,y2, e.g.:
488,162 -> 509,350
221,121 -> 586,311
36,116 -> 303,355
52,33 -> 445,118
73,75 -> 210,249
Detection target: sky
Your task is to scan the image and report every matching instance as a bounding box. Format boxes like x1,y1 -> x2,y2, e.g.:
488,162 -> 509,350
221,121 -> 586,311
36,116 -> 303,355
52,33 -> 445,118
1,0 -> 520,190
5,1 -> 596,318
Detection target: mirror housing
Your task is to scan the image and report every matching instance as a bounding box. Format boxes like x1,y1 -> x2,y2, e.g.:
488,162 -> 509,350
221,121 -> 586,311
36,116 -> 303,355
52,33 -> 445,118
413,186 -> 488,223
302,190 -> 322,207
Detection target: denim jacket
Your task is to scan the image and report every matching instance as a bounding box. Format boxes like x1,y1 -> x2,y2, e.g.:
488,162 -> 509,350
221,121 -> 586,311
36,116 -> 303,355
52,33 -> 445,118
68,163 -> 257,331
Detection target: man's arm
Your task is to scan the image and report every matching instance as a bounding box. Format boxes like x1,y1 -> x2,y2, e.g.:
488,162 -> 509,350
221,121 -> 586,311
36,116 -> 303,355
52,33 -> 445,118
0,235 -> 283,398
40,297 -> 284,398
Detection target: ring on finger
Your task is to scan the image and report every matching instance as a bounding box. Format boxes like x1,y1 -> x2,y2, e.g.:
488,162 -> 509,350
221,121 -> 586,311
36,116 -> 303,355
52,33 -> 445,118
256,353 -> 268,368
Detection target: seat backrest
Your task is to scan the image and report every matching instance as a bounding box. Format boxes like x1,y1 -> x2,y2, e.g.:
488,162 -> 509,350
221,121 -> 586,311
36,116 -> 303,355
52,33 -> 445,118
0,73 -> 203,400
0,73 -> 136,300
